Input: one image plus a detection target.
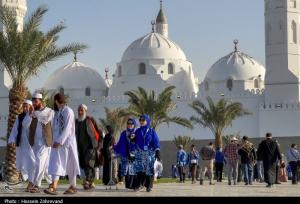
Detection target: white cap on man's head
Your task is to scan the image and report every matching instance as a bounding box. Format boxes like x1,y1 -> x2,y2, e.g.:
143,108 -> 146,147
231,137 -> 238,141
79,104 -> 88,111
23,100 -> 32,106
32,93 -> 43,99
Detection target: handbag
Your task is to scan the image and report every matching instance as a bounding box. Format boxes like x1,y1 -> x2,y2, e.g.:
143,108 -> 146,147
191,159 -> 197,164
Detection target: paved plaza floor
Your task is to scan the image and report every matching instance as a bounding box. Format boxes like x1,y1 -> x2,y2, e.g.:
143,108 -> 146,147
0,181 -> 299,197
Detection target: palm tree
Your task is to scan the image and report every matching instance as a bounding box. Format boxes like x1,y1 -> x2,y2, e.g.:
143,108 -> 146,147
124,86 -> 193,130
99,107 -> 128,141
173,135 -> 192,151
189,97 -> 250,148
0,6 -> 87,182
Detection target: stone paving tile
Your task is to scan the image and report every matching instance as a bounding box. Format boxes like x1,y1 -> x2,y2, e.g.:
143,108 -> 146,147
0,182 -> 299,197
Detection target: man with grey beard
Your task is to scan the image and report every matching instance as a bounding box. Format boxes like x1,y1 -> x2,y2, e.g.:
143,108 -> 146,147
75,104 -> 103,190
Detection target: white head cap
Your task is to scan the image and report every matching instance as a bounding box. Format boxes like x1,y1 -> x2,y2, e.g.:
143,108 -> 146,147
23,100 -> 32,106
32,93 -> 43,99
79,104 -> 88,111
231,137 -> 238,141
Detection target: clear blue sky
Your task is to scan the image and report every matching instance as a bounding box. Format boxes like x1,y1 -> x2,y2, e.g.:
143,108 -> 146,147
27,0 -> 265,91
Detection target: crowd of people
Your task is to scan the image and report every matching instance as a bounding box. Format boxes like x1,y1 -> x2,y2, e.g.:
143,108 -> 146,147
6,92 -> 300,195
175,135 -> 300,188
7,93 -> 161,194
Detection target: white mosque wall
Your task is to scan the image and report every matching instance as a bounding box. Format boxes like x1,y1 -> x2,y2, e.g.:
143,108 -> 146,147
200,80 -> 264,98
259,103 -> 300,138
108,73 -> 169,97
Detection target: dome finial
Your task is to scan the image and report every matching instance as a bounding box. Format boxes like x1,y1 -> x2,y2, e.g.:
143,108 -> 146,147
234,39 -> 239,52
105,68 -> 109,80
160,0 -> 163,9
73,50 -> 78,62
151,20 -> 156,33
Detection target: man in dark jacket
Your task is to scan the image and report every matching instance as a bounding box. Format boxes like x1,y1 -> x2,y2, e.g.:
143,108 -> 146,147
76,104 -> 102,190
257,133 -> 282,188
238,136 -> 257,185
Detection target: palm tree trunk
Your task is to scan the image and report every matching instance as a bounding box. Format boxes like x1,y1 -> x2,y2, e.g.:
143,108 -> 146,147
5,85 -> 28,182
215,133 -> 223,149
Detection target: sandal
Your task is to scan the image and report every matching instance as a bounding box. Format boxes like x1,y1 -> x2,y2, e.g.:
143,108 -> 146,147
25,182 -> 34,192
30,186 -> 40,193
43,187 -> 58,195
83,182 -> 90,190
43,184 -> 57,195
63,187 -> 77,195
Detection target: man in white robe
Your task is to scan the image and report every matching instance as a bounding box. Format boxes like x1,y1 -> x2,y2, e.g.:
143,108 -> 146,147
44,93 -> 80,195
8,100 -> 36,192
29,93 -> 54,193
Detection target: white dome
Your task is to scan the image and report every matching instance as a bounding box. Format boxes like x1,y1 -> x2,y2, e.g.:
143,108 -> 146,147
121,32 -> 187,61
205,48 -> 265,81
44,61 -> 107,91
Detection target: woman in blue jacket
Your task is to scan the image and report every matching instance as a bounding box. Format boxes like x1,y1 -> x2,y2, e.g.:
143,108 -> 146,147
135,114 -> 160,192
114,118 -> 138,189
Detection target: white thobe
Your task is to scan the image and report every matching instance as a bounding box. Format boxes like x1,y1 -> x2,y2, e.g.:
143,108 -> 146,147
32,107 -> 54,187
49,106 -> 80,186
8,113 -> 35,183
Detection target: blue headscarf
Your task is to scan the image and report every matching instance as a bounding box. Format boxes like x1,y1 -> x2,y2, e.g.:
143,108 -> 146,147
135,114 -> 160,152
114,118 -> 137,158
126,118 -> 136,133
139,114 -> 151,135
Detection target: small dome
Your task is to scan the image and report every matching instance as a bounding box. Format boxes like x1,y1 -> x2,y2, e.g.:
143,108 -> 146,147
121,32 -> 187,61
44,61 -> 107,91
205,42 -> 265,81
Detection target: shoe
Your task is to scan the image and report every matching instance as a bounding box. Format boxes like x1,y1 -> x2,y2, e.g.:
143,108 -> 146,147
234,181 -> 237,185
146,187 -> 152,192
266,184 -> 272,188
200,180 -> 203,185
275,182 -> 281,184
249,182 -> 253,185
209,182 -> 215,185
245,183 -> 249,185
228,181 -> 231,185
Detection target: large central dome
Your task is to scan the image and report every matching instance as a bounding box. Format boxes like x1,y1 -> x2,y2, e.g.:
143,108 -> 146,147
121,32 -> 187,61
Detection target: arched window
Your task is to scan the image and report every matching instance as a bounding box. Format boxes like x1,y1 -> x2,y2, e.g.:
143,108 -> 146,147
292,20 -> 297,44
168,63 -> 174,74
85,87 -> 91,96
139,63 -> 146,75
204,81 -> 209,91
254,79 -> 259,89
118,66 -> 122,77
59,87 -> 64,95
227,78 -> 233,91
